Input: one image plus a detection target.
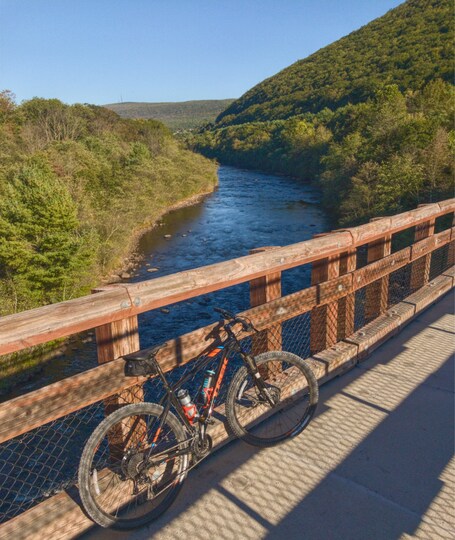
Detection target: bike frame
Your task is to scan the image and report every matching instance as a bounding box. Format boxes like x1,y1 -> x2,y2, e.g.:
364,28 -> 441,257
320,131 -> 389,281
144,322 -> 265,464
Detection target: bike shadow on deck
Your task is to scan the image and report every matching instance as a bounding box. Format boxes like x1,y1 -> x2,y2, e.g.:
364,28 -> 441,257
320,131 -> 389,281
80,292 -> 454,540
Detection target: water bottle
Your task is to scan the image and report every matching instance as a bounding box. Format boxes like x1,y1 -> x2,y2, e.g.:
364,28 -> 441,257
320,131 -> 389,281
200,369 -> 216,405
177,389 -> 198,423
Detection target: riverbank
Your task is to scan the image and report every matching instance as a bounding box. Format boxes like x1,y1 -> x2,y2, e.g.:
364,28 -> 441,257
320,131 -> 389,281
0,96 -> 222,397
105,183 -> 218,284
0,177 -> 218,399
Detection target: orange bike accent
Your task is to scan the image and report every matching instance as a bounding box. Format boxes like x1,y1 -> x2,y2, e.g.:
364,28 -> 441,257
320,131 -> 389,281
151,427 -> 162,444
213,357 -> 228,399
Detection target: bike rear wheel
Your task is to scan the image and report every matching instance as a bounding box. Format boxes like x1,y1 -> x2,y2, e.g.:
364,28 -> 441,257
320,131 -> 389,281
225,351 -> 318,447
78,403 -> 189,529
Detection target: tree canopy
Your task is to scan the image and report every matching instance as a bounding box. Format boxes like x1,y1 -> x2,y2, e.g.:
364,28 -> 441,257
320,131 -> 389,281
191,0 -> 454,225
215,0 -> 453,127
0,94 -> 217,314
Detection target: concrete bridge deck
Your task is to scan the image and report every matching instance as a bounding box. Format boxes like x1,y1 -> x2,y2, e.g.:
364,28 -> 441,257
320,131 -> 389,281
85,291 -> 454,540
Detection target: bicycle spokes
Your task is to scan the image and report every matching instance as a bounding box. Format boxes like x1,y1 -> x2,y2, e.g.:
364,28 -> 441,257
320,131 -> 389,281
227,352 -> 317,446
86,410 -> 188,524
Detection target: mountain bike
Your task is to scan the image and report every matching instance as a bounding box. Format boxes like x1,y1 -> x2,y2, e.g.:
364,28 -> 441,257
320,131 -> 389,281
78,307 -> 318,529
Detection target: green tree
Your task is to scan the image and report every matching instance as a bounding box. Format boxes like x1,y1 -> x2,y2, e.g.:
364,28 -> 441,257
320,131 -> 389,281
0,160 -> 98,309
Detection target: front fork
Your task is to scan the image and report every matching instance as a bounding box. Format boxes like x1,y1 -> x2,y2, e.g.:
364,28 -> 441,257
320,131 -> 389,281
242,353 -> 277,407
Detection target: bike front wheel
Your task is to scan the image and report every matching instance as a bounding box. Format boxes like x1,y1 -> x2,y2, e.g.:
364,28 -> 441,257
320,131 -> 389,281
78,402 -> 189,529
225,351 -> 318,447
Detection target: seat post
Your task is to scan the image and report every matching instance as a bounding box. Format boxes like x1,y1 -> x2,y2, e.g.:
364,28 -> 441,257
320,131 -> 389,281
150,354 -> 173,392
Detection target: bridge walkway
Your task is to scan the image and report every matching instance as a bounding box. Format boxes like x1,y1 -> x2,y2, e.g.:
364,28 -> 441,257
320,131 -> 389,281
84,290 -> 454,540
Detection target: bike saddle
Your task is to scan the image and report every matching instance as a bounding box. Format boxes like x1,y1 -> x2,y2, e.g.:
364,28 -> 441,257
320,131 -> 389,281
123,344 -> 166,377
123,343 -> 165,362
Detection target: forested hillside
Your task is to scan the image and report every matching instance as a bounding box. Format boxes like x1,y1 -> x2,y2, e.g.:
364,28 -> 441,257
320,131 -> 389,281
105,99 -> 235,130
192,0 -> 454,225
0,92 -> 217,316
215,0 -> 452,127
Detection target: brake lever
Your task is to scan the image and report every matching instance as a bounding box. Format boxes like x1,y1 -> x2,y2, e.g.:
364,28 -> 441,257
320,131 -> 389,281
241,318 -> 259,334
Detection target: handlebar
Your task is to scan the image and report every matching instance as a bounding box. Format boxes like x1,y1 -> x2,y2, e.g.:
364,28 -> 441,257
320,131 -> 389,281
214,307 -> 236,320
214,307 -> 257,333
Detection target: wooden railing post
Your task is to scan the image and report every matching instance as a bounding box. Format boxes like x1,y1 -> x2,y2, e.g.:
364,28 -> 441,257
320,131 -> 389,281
94,288 -> 145,450
365,221 -> 392,320
95,316 -> 143,409
249,247 -> 282,353
338,248 -> 357,340
310,234 -> 341,354
410,206 -> 435,290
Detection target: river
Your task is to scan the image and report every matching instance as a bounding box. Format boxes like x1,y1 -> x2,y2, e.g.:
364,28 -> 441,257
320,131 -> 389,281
5,165 -> 328,399
1,165 -> 329,522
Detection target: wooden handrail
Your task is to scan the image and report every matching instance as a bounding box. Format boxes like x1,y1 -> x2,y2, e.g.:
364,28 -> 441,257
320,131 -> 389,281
0,226 -> 452,445
0,199 -> 453,357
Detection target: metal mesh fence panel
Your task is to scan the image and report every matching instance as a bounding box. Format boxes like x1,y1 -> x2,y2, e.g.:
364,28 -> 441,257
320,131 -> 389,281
354,288 -> 367,330
391,227 -> 415,253
282,312 -> 312,359
355,245 -> 368,269
429,243 -> 453,281
388,264 -> 412,306
0,403 -> 103,522
434,213 -> 454,234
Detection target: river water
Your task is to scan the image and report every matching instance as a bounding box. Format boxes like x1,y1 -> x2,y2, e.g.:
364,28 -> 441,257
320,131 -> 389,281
135,165 -> 328,346
6,165 -> 328,399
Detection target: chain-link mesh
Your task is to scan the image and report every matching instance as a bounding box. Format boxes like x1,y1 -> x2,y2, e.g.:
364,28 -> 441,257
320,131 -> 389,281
0,229 -> 453,525
0,402 -> 102,521
430,243 -> 453,281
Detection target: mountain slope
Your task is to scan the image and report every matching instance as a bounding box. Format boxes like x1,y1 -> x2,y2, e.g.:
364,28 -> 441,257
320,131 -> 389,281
192,0 -> 454,226
105,99 -> 235,130
215,0 -> 453,127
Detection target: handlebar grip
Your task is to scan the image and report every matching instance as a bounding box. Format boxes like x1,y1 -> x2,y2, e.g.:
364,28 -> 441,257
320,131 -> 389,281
214,308 -> 258,333
235,317 -> 256,333
214,307 -> 236,320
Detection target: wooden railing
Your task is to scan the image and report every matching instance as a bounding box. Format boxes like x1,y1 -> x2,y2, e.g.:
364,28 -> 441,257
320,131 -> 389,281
0,199 -> 454,539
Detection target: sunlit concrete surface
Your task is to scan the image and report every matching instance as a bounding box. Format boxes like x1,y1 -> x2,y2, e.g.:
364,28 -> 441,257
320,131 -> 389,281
83,290 -> 454,540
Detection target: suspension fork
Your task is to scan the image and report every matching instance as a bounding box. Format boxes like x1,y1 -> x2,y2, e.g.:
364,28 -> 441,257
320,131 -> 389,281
241,353 -> 277,407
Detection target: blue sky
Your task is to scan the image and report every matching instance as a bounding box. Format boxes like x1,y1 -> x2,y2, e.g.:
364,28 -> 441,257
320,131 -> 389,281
1,0 -> 404,105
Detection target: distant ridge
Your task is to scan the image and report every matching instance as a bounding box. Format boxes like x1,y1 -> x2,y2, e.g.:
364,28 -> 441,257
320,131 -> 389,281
104,99 -> 235,130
